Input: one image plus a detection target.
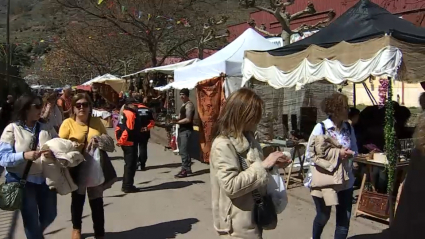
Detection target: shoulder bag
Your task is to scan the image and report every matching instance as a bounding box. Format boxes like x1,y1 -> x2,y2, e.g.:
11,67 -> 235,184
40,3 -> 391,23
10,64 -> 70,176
236,151 -> 278,230
0,123 -> 41,211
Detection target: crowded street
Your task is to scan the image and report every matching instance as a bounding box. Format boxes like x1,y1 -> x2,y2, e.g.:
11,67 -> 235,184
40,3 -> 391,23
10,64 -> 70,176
2,0 -> 425,238
1,131 -> 387,239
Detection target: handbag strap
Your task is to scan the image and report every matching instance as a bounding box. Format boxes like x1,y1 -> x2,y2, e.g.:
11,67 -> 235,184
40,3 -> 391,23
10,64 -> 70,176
21,122 -> 41,184
81,116 -> 91,154
235,151 -> 263,204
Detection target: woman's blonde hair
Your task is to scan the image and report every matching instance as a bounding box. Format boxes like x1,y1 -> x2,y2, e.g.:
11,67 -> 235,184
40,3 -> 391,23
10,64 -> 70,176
212,88 -> 263,140
70,93 -> 93,119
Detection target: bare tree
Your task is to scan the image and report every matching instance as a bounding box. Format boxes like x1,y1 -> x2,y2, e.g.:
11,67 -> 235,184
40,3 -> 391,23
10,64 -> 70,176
56,0 -> 198,67
182,16 -> 230,59
241,0 -> 335,44
24,22 -> 146,86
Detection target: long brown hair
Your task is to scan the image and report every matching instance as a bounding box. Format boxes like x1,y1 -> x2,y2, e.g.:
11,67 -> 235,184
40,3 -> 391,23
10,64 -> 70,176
212,88 -> 263,140
70,93 -> 93,119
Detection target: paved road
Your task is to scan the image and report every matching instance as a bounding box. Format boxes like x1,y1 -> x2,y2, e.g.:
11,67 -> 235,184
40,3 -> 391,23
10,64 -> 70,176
2,130 -> 387,239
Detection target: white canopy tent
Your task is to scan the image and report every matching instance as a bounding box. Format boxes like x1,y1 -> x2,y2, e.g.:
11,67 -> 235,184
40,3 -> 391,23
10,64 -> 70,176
82,74 -> 126,93
155,28 -> 277,92
122,58 -> 199,78
242,44 -> 403,90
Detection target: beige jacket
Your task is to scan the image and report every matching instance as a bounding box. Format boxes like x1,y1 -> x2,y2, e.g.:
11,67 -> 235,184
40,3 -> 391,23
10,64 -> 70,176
210,132 -> 268,239
41,138 -> 85,195
309,135 -> 350,206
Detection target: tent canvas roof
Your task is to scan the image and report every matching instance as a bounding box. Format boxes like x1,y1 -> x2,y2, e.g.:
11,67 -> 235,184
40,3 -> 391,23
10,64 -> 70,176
81,74 -> 126,93
265,0 -> 425,57
243,0 -> 425,85
172,28 -> 277,89
123,58 -> 199,78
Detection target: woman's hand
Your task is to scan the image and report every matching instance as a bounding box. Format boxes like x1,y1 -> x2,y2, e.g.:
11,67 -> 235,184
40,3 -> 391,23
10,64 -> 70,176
276,155 -> 292,169
262,151 -> 285,169
24,151 -> 42,161
340,148 -> 355,160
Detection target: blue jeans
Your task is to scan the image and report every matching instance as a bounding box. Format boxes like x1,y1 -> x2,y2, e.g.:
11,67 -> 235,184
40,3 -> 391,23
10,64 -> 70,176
7,176 -> 57,239
312,188 -> 353,239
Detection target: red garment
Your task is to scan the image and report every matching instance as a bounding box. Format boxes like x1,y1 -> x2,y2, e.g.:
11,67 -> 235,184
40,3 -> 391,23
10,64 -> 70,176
59,95 -> 72,112
196,76 -> 226,163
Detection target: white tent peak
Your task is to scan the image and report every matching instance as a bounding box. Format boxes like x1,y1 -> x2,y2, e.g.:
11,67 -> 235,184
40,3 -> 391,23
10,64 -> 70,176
81,74 -> 125,93
170,28 -> 277,89
123,58 -> 199,78
83,74 -> 121,85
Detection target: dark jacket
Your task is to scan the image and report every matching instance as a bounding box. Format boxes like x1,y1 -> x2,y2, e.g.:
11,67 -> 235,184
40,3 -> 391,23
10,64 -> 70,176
115,107 -> 141,146
134,103 -> 155,139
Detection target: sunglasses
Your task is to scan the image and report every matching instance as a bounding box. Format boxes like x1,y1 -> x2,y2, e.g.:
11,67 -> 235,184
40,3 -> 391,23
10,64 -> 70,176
31,103 -> 43,110
75,102 -> 89,109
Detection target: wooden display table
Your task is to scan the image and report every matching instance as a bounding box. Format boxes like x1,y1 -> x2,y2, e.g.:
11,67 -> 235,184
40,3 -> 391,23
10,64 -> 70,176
354,157 -> 409,222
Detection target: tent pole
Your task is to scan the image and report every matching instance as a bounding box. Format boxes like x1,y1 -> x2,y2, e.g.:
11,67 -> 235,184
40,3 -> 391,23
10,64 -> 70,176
401,82 -> 405,105
353,83 -> 356,107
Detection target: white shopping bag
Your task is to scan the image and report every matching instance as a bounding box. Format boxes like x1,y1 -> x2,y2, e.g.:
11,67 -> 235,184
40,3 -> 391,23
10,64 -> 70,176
303,166 -> 313,188
83,148 -> 105,188
267,167 -> 288,214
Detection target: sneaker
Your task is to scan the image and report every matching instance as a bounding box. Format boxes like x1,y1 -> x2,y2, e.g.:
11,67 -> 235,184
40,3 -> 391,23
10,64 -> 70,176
121,186 -> 139,193
174,170 -> 191,178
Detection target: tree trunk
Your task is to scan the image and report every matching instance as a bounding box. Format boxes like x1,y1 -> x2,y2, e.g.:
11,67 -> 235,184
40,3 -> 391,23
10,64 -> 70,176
281,31 -> 291,45
149,44 -> 158,67
198,45 -> 204,60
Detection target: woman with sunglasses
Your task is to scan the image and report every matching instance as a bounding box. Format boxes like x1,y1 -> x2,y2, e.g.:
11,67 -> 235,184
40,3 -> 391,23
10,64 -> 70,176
59,93 -> 108,239
0,94 -> 57,239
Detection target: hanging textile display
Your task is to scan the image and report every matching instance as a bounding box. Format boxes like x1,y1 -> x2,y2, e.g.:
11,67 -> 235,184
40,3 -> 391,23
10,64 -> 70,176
196,75 -> 226,163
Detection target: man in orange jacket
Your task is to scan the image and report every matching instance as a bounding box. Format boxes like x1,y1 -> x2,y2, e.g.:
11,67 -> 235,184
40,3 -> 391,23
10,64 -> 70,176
134,96 -> 155,171
115,98 -> 142,193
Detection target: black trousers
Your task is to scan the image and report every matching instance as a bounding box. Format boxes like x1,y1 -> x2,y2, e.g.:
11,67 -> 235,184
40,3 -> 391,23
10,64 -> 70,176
122,145 -> 138,189
71,192 -> 105,237
137,138 -> 149,168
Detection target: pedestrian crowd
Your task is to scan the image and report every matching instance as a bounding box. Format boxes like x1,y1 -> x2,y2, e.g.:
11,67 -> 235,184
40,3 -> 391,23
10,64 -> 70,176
0,87 -> 424,239
0,85 -> 198,239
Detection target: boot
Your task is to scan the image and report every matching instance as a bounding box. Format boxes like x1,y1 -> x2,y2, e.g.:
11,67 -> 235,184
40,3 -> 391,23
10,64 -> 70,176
71,229 -> 81,239
89,197 -> 105,238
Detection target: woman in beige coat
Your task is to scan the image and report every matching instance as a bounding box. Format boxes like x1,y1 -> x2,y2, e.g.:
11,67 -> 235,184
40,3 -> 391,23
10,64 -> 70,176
209,88 -> 291,239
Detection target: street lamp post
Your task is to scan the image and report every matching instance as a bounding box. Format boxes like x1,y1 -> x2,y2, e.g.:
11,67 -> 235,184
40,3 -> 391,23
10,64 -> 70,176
5,0 -> 10,93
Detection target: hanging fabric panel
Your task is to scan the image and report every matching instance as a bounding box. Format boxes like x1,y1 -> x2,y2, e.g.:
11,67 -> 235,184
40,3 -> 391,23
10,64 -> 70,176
196,75 -> 226,163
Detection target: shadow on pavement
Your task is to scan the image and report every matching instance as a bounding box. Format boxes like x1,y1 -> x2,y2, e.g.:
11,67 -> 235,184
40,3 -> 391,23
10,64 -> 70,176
0,210 -> 18,239
145,163 -> 181,170
349,231 -> 389,239
137,180 -> 204,193
190,169 -> 210,177
44,227 -> 66,236
109,156 -> 124,160
82,218 -> 199,239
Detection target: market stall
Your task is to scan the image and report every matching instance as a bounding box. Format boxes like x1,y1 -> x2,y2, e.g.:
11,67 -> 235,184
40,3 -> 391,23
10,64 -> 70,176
78,74 -> 125,128
122,59 -> 201,153
242,0 -> 425,223
156,28 -> 278,163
